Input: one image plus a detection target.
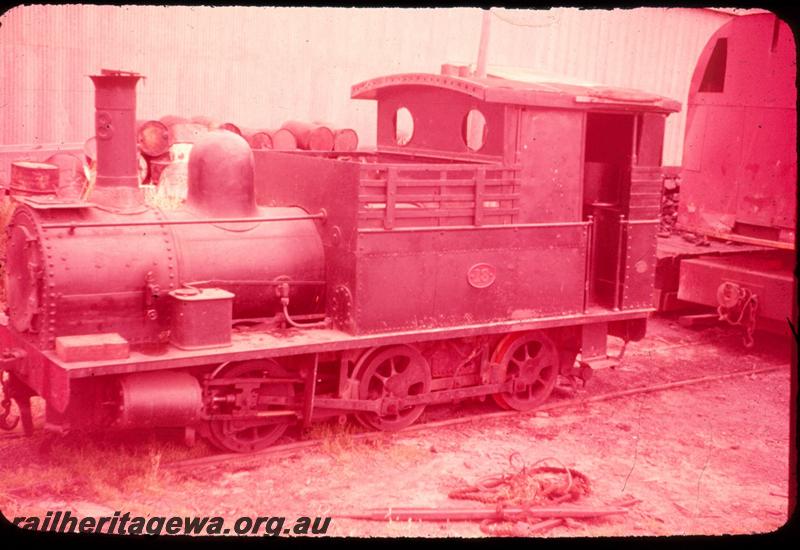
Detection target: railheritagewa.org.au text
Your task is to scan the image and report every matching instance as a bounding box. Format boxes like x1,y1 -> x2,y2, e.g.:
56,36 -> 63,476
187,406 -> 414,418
11,511 -> 331,536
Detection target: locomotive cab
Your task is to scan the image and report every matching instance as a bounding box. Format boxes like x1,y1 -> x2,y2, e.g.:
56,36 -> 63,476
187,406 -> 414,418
287,67 -> 678,323
256,66 -> 679,362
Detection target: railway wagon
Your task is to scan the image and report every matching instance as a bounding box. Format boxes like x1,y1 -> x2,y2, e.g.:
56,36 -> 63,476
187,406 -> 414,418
655,13 -> 796,344
0,67 -> 679,452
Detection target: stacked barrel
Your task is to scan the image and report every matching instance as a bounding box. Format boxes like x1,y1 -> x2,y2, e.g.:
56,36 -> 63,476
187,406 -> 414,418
242,121 -> 359,154
81,116 -> 360,189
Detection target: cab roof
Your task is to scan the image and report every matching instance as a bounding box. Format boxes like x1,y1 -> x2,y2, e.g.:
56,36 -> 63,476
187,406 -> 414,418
352,71 -> 681,114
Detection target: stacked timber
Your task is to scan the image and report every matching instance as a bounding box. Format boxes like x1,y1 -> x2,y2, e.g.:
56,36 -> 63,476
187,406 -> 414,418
658,167 -> 681,237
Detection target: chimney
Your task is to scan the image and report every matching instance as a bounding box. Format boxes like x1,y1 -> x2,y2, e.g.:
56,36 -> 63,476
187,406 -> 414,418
88,69 -> 144,209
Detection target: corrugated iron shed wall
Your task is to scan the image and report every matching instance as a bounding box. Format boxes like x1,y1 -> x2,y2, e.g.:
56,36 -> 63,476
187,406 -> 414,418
1,6 -> 735,164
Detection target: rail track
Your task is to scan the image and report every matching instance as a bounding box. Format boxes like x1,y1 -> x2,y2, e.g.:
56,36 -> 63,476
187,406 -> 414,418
163,362 -> 786,473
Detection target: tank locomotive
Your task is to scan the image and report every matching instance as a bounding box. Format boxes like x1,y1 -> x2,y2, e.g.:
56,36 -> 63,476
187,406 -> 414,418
0,68 -> 680,452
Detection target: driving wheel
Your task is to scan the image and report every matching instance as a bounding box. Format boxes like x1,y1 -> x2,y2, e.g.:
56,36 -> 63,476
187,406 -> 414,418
206,359 -> 295,453
355,345 -> 432,431
491,331 -> 559,411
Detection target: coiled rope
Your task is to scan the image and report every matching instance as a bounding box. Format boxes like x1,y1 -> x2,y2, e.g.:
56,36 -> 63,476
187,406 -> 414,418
448,453 -> 591,536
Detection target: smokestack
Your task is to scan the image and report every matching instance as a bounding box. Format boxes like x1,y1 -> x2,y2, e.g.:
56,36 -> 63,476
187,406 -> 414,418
88,69 -> 144,209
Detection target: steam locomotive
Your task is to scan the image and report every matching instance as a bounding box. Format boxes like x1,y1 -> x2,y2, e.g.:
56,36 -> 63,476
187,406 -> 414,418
0,68 -> 679,452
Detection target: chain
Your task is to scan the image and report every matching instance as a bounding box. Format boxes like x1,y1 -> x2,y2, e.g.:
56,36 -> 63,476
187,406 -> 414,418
717,288 -> 759,348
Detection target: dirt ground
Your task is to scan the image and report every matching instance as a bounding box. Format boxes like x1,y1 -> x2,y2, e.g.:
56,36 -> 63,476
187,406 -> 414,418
0,315 -> 794,538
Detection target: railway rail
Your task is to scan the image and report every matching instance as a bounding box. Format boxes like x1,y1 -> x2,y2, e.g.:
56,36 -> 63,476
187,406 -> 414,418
163,362 -> 785,472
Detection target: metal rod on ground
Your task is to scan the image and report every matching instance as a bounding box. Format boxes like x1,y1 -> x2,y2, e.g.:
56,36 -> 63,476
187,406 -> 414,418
340,506 -> 628,522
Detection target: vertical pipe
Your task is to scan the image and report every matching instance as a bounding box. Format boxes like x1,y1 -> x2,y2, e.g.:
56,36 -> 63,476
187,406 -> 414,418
468,10 -> 492,151
613,214 -> 626,311
475,10 -> 492,78
583,215 -> 594,312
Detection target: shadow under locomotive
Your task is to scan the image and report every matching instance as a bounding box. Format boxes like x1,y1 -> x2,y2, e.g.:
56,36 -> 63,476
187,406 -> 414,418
0,68 -> 680,453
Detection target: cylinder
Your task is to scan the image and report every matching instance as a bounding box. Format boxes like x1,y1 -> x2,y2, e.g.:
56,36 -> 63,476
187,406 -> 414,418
270,128 -> 297,151
281,121 -> 334,151
136,119 -> 170,157
333,128 -> 359,152
9,161 -> 59,195
117,371 -> 202,427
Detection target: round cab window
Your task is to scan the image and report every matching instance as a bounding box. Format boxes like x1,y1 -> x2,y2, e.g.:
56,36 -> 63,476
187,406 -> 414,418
463,109 -> 487,152
394,107 -> 414,146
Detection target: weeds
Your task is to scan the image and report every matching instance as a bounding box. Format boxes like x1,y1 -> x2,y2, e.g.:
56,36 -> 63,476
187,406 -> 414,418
304,421 -> 366,456
0,415 -> 209,514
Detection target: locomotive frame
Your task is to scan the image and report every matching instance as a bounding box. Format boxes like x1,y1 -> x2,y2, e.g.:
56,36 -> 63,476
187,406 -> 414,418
0,66 -> 680,453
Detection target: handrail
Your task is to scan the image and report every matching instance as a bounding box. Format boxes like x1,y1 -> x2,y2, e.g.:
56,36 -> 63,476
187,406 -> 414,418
41,211 -> 327,231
